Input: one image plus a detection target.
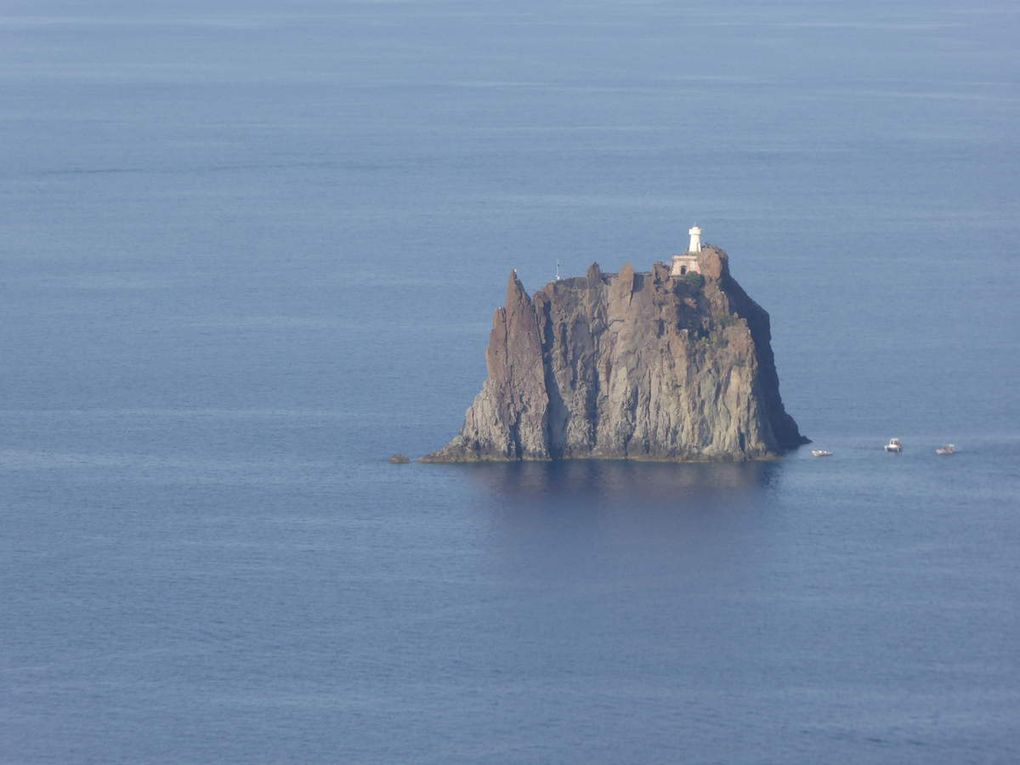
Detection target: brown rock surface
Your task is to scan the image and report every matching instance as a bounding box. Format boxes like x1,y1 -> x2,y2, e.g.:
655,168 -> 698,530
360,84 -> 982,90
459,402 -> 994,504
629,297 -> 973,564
423,246 -> 807,462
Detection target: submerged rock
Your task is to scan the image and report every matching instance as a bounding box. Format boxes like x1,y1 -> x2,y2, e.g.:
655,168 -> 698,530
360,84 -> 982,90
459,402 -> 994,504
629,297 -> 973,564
423,247 -> 807,463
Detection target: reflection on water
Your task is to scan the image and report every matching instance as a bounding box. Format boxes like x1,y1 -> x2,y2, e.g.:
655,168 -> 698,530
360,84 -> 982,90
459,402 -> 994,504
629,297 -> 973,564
459,458 -> 784,505
448,459 -> 789,589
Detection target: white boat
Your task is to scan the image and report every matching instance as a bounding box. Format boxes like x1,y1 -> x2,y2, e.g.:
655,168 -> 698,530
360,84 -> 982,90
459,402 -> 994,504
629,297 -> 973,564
811,449 -> 833,458
884,438 -> 903,453
935,444 -> 956,456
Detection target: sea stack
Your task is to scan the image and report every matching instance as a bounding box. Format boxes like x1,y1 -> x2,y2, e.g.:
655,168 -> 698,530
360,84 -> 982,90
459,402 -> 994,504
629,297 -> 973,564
424,243 -> 807,462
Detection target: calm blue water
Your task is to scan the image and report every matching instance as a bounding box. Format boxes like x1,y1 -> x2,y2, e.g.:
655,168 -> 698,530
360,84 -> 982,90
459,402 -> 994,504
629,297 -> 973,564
2,1 -> 1019,762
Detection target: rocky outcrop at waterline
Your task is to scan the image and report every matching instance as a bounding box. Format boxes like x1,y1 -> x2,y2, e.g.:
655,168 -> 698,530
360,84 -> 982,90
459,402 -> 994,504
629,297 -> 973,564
423,246 -> 807,463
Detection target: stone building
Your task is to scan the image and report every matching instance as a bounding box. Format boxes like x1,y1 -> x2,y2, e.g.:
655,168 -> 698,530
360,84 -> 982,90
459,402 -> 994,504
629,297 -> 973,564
670,225 -> 703,277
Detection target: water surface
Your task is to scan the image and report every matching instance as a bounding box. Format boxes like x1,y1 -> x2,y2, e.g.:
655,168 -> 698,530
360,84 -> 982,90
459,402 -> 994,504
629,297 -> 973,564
2,1 -> 1019,762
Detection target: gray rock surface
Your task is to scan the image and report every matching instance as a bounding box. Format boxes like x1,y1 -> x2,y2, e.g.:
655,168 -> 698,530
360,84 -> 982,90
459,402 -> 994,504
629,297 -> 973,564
423,247 -> 807,462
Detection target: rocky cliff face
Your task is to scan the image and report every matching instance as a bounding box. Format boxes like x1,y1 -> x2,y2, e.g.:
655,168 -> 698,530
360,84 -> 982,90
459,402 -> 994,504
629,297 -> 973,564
424,247 -> 807,462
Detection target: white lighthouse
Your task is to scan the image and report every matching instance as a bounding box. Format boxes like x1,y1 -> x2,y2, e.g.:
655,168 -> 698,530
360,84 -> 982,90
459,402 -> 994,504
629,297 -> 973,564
671,224 -> 704,277
688,225 -> 702,254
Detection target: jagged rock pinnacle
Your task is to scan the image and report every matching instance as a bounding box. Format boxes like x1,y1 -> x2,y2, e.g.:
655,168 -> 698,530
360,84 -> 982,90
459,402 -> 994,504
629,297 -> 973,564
423,246 -> 807,462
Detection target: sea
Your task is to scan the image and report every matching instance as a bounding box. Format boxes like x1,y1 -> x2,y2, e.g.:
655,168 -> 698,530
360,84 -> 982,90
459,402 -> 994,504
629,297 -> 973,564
2,1 -> 1018,762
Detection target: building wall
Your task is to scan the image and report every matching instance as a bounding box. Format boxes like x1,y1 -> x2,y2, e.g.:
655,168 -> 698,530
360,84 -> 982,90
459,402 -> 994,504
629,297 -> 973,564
670,255 -> 701,277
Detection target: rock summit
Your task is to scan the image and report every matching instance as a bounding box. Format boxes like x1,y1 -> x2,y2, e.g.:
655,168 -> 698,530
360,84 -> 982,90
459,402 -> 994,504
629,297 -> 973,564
424,246 -> 807,462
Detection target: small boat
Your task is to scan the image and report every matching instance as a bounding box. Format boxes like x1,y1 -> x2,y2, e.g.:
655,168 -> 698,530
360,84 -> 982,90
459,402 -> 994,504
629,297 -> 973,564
935,444 -> 956,456
811,449 -> 833,458
884,438 -> 903,453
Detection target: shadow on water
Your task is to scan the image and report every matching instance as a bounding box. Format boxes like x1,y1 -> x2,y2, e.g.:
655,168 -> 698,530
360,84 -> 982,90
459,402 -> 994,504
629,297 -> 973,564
457,458 -> 784,508
443,460 -> 791,578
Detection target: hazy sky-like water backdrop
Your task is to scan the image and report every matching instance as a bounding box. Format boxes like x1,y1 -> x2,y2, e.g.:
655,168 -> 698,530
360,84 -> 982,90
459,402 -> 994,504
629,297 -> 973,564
2,1 -> 1019,762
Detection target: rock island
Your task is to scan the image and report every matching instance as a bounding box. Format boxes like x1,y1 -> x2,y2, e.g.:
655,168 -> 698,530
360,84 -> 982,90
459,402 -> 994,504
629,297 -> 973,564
424,227 -> 808,462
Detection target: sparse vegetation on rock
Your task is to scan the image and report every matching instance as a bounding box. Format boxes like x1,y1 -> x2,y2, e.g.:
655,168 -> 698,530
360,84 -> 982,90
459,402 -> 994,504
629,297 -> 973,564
423,246 -> 807,462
